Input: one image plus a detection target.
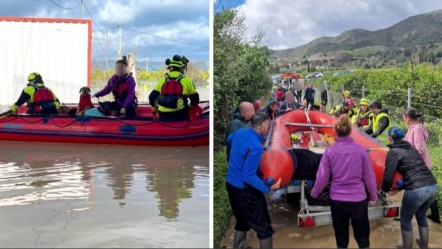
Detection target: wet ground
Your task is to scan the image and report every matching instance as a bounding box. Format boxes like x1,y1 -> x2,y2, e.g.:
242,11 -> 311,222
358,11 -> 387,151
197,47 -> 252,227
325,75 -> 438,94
221,192 -> 442,248
0,142 -> 209,248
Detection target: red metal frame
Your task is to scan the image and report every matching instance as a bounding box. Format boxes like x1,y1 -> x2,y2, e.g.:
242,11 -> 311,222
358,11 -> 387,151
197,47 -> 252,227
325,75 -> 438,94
0,16 -> 93,87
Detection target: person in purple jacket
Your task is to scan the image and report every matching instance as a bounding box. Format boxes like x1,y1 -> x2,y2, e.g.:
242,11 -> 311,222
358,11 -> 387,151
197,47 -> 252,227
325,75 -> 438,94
311,114 -> 378,249
93,56 -> 137,117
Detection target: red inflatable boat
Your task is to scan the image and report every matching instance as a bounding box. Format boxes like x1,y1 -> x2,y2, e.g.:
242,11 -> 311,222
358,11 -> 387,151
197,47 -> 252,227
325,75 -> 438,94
0,102 -> 209,146
260,110 -> 403,191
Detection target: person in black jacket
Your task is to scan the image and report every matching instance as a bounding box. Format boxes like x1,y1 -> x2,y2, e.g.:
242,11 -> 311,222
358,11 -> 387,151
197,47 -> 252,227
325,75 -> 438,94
277,91 -> 303,115
320,89 -> 328,112
260,100 -> 279,120
303,84 -> 316,110
383,127 -> 439,249
364,99 -> 391,145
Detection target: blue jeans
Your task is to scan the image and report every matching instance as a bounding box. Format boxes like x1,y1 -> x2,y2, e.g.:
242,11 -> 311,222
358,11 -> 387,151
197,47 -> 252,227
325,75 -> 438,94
400,184 -> 439,231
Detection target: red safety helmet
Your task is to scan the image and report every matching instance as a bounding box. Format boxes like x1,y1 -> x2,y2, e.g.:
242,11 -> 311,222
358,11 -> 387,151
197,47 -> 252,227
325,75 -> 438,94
344,98 -> 355,109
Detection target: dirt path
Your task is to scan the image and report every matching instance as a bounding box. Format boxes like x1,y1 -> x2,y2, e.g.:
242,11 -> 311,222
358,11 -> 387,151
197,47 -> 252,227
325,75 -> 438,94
220,192 -> 442,248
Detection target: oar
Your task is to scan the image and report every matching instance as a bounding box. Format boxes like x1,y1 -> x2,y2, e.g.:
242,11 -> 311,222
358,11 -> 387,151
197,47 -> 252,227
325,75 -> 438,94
367,147 -> 389,151
286,122 -> 334,128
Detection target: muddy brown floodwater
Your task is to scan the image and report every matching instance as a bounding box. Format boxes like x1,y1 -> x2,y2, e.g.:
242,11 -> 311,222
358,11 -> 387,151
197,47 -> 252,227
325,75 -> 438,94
0,141 -> 209,248
221,192 -> 442,248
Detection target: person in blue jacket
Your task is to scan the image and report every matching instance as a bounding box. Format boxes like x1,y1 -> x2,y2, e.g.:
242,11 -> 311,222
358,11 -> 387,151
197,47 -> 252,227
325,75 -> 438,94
226,112 -> 281,249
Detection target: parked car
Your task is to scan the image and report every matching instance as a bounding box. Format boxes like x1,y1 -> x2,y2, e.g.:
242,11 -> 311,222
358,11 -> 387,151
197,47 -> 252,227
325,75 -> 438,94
306,72 -> 323,79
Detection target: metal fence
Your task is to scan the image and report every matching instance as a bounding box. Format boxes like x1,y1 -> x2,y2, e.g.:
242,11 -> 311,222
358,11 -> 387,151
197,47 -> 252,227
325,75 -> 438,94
307,80 -> 442,169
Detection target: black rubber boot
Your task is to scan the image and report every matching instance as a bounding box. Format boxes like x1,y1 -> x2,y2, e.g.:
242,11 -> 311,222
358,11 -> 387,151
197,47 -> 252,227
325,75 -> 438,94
427,200 -> 441,224
397,230 -> 413,249
233,231 -> 247,249
259,236 -> 273,249
416,226 -> 429,249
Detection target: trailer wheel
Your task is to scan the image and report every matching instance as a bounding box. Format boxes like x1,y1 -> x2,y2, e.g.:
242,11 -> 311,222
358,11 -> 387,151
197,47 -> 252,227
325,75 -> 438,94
287,192 -> 301,205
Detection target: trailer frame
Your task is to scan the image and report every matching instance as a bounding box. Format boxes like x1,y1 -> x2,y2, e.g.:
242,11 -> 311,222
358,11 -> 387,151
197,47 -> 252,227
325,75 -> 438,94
287,180 -> 401,227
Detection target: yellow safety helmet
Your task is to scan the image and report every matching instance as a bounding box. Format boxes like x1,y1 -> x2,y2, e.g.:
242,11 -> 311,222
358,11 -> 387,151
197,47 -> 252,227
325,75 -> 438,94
165,55 -> 189,69
28,72 -> 41,82
360,98 -> 369,106
342,90 -> 351,98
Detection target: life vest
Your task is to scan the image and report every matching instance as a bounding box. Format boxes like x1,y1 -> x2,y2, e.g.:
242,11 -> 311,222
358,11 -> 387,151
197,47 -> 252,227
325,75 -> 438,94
355,109 -> 371,127
32,85 -> 55,113
112,74 -> 131,101
373,112 -> 391,145
332,105 -> 356,118
157,75 -> 185,109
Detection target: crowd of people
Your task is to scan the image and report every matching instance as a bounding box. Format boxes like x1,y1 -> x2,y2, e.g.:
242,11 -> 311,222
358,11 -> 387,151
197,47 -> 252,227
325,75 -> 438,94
6,55 -> 202,122
224,82 -> 440,248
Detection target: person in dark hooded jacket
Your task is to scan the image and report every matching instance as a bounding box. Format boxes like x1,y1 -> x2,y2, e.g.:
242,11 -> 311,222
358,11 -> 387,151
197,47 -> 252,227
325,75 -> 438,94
225,102 -> 255,161
383,127 -> 439,249
260,100 -> 279,120
364,99 -> 391,145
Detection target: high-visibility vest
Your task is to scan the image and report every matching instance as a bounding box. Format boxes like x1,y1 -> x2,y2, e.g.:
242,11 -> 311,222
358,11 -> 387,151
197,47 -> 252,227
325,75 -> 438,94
373,112 -> 391,145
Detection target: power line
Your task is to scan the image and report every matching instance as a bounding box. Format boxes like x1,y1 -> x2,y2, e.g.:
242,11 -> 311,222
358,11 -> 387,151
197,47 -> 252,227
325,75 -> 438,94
119,26 -> 209,49
214,0 -> 224,12
81,1 -> 104,34
81,1 -> 108,54
49,0 -> 81,10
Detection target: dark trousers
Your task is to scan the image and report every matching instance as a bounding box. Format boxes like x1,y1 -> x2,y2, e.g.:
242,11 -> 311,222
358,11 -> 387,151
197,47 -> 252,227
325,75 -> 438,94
330,199 -> 370,248
226,182 -> 274,240
296,91 -> 302,103
305,98 -> 314,110
111,101 -> 137,117
159,106 -> 189,122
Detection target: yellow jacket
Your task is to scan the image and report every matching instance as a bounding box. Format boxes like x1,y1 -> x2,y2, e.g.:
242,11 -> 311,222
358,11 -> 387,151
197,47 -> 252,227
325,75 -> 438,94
152,71 -> 197,113
11,83 -> 60,113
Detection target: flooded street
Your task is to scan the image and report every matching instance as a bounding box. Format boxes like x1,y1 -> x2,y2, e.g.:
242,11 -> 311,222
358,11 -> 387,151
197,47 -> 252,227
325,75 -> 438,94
221,193 -> 442,248
0,142 -> 209,248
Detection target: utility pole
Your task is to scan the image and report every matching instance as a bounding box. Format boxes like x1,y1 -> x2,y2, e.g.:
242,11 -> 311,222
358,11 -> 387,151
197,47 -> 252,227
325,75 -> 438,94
81,0 -> 84,18
105,31 -> 109,70
117,26 -> 122,59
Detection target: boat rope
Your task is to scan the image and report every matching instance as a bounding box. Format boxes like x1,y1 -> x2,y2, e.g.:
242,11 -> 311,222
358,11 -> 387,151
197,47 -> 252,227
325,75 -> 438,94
0,114 -> 200,129
116,118 -> 194,128
0,116 -> 18,123
49,117 -> 80,128
17,115 -> 46,124
264,118 -> 276,150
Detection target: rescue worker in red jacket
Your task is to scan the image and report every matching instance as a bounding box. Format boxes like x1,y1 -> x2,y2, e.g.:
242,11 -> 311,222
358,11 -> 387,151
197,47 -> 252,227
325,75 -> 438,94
10,72 -> 60,115
149,55 -> 202,121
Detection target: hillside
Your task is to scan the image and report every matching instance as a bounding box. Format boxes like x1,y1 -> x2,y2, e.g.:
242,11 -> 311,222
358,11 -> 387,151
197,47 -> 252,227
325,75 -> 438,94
270,9 -> 442,71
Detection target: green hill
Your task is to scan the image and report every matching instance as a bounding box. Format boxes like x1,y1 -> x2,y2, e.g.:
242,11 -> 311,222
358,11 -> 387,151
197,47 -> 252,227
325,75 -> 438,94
270,9 -> 442,71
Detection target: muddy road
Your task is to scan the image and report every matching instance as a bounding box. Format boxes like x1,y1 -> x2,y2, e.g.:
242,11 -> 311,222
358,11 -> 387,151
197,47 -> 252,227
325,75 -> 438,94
220,192 -> 442,248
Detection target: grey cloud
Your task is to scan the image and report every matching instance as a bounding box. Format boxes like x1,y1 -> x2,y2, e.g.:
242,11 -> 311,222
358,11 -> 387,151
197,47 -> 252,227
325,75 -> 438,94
0,0 -> 209,64
239,0 -> 442,49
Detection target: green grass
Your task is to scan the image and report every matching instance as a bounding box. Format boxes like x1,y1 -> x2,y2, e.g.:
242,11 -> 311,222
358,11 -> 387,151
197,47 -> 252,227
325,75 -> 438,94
344,46 -> 383,57
428,146 -> 442,209
214,149 -> 232,248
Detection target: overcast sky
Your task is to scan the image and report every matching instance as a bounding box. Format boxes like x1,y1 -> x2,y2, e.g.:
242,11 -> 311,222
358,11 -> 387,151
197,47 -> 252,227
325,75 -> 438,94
0,0 -> 209,65
216,0 -> 442,50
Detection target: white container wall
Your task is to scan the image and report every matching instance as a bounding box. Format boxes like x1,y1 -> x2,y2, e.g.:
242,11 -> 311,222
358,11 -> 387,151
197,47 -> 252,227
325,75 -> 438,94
0,17 -> 92,107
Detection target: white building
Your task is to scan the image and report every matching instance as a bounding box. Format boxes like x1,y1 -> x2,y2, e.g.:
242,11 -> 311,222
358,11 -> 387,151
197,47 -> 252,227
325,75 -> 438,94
0,17 -> 92,107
